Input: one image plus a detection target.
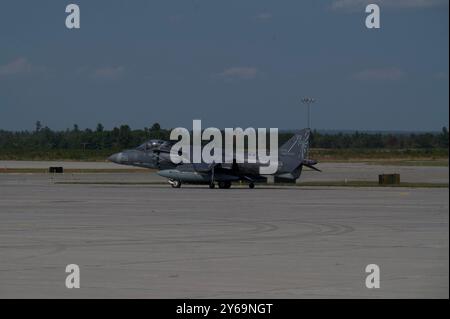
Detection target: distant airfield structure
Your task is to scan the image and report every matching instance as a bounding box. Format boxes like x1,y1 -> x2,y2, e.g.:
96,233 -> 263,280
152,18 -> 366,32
301,97 -> 316,129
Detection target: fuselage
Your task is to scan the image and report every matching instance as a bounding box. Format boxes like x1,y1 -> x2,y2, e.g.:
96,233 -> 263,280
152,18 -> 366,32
108,130 -> 316,188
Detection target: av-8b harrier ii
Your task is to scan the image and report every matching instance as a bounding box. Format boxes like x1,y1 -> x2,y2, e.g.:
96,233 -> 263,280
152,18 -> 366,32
108,129 -> 320,189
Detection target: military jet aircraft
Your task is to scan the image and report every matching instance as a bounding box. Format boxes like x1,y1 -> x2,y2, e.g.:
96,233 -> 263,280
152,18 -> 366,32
108,129 -> 320,188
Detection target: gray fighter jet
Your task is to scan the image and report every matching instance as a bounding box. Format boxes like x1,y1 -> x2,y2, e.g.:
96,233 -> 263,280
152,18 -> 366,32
108,129 -> 320,188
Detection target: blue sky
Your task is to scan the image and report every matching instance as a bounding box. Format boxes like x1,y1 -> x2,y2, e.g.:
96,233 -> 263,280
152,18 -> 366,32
0,0 -> 448,131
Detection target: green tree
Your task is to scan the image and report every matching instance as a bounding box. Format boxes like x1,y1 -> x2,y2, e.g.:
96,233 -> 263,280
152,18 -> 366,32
118,125 -> 132,148
150,123 -> 161,131
439,126 -> 449,148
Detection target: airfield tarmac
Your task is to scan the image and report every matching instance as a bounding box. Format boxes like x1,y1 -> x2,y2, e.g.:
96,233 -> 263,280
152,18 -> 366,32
0,160 -> 448,184
0,162 -> 448,298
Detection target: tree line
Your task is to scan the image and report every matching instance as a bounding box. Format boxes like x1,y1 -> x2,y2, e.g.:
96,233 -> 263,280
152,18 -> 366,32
0,122 -> 448,153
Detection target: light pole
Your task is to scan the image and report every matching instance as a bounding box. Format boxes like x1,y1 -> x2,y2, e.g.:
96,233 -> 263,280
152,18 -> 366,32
301,97 -> 315,129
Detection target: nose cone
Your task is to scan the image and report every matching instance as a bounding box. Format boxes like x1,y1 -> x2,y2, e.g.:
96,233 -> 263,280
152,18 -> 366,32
108,152 -> 122,164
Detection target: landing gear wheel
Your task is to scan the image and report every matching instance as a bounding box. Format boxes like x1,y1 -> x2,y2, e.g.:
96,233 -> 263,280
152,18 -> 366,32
218,181 -> 232,189
248,182 -> 255,189
170,180 -> 181,188
209,183 -> 215,189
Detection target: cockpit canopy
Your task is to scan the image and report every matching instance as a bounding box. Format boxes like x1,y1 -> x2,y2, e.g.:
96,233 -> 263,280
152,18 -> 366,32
136,139 -> 172,152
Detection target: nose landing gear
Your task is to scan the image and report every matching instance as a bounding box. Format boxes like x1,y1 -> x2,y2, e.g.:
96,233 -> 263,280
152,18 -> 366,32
168,179 -> 181,188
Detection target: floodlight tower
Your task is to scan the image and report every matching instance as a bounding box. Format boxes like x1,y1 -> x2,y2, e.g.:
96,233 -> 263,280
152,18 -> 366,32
301,97 -> 315,129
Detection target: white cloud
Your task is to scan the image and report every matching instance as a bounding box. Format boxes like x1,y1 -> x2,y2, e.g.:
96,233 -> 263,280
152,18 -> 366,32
91,66 -> 125,80
218,67 -> 259,80
353,67 -> 406,81
0,57 -> 45,76
332,0 -> 447,11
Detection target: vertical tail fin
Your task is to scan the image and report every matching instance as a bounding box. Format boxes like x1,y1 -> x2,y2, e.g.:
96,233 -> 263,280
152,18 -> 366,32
277,129 -> 320,180
279,128 -> 311,161
276,129 -> 311,179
